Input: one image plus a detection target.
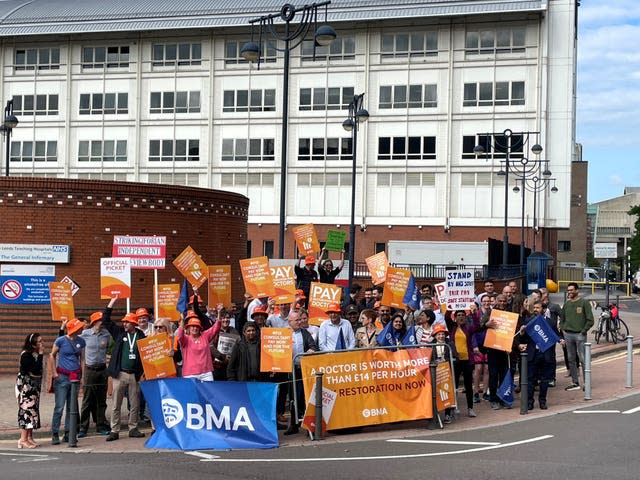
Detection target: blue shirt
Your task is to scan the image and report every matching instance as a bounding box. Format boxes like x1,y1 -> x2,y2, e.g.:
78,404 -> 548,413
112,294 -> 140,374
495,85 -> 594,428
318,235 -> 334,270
54,335 -> 85,371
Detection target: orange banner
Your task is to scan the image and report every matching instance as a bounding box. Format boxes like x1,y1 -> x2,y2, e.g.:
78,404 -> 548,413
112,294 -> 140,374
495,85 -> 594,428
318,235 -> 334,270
239,256 -> 276,299
172,245 -> 208,289
137,333 -> 177,380
292,224 -> 320,256
435,361 -> 456,411
208,265 -> 232,307
155,284 -> 181,322
365,251 -> 388,285
308,282 -> 342,327
269,264 -> 296,305
300,348 -> 433,431
381,267 -> 411,308
260,328 -> 293,373
484,309 -> 519,353
49,282 -> 75,321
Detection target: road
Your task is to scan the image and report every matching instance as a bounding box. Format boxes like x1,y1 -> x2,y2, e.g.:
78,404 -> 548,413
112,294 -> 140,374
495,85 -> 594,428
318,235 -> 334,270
2,390 -> 638,480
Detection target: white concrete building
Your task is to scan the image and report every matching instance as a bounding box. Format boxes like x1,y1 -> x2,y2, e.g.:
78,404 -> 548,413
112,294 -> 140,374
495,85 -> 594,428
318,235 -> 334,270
0,0 -> 577,262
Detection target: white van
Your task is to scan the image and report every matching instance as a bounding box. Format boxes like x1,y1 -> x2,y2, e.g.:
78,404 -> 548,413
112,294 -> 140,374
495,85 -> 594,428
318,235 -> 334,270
583,268 -> 601,288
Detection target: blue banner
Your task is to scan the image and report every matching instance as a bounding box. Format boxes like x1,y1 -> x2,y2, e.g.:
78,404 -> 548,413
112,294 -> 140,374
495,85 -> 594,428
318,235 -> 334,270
497,370 -> 515,407
140,378 -> 278,450
525,315 -> 560,353
402,274 -> 421,311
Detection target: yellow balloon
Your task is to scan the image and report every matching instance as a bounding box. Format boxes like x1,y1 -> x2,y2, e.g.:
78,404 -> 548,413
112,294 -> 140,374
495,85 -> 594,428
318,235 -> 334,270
546,279 -> 559,293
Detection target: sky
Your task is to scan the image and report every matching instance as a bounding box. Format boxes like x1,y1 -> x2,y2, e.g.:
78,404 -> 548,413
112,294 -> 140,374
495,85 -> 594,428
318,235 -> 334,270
578,1 -> 640,203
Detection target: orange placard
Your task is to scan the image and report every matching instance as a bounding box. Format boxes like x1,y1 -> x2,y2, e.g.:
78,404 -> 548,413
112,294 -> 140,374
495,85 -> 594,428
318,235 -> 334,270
100,257 -> 131,299
381,267 -> 411,308
208,265 -> 232,307
301,348 -> 433,431
365,251 -> 388,285
137,333 -> 177,380
49,282 -> 75,321
172,245 -> 208,289
269,264 -> 296,305
307,282 -> 342,326
292,224 -> 320,256
483,309 -> 519,353
239,256 -> 276,299
435,361 -> 456,411
155,284 -> 181,322
260,328 -> 293,373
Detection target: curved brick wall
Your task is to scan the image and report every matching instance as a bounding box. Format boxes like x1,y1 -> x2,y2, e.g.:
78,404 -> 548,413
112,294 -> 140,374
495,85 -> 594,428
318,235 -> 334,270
0,177 -> 249,308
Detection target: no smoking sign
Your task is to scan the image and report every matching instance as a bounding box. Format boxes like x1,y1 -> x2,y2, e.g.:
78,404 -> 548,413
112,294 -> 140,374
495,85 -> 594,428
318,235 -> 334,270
2,280 -> 22,300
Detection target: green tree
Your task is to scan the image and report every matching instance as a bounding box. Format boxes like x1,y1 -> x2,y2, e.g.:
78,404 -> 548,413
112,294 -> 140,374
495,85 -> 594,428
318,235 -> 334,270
626,205 -> 640,273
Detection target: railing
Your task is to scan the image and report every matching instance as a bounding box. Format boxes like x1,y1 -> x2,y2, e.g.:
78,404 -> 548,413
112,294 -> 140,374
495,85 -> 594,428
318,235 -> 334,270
353,262 -> 526,280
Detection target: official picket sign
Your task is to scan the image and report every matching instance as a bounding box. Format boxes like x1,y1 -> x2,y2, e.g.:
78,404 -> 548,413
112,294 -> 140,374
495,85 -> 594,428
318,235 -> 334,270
140,378 -> 278,450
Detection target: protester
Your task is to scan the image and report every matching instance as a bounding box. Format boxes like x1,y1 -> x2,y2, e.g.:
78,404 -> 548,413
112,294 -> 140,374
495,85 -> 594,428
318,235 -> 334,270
298,308 -> 319,341
355,309 -> 379,348
431,324 -> 456,424
50,318 -> 86,445
345,304 -> 361,333
450,310 -> 479,417
318,303 -> 356,351
135,308 -> 154,336
317,247 -> 345,284
482,294 -> 510,409
227,322 -> 264,381
17,333 -> 44,448
210,309 -> 240,380
176,308 -> 220,381
415,308 -> 436,343
294,254 -> 319,302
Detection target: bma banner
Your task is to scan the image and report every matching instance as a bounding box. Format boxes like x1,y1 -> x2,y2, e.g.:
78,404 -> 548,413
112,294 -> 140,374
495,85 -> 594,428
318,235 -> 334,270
300,348 -> 433,430
140,379 -> 278,450
525,315 -> 560,353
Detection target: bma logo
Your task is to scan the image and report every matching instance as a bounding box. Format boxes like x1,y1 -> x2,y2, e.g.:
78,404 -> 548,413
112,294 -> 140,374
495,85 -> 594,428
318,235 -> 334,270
162,399 -> 184,428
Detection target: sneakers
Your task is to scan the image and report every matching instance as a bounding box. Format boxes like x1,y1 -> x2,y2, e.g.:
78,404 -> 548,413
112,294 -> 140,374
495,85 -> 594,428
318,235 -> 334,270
77,431 -> 87,439
443,414 -> 452,424
467,408 -> 477,418
490,402 -> 502,410
473,393 -> 481,404
128,428 -> 145,438
482,393 -> 491,401
548,380 -> 556,388
565,383 -> 580,391
106,432 -> 119,442
97,429 -> 111,436
51,433 -> 60,445
539,401 -> 548,410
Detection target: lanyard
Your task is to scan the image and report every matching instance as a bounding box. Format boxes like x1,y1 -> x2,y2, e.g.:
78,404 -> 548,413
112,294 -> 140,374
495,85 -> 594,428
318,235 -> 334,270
126,332 -> 138,351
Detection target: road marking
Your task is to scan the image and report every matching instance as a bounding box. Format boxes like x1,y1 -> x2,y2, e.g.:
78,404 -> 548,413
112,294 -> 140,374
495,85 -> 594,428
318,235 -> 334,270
387,439 -> 499,446
185,451 -> 220,460
622,406 -> 640,414
0,452 -> 57,463
573,410 -> 621,414
197,435 -> 553,462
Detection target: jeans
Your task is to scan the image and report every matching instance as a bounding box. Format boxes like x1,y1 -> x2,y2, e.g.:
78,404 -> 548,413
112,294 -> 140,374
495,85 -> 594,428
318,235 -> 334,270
52,375 -> 73,434
565,331 -> 586,384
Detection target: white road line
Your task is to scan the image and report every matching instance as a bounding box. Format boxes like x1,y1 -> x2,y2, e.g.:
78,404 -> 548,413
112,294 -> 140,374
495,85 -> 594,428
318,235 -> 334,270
387,439 -> 499,446
198,435 -> 553,462
573,410 -> 621,414
185,451 -> 220,460
622,406 -> 640,414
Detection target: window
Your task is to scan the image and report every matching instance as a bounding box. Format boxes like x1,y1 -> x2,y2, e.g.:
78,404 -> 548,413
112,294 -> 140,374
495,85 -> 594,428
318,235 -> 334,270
225,40 -> 276,64
12,95 -> 59,115
152,43 -> 201,67
10,141 -> 57,162
150,91 -> 200,114
82,46 -> 129,68
558,241 -> 572,252
78,140 -> 127,162
221,138 -> 275,161
463,82 -> 525,107
147,172 -> 200,185
14,48 -> 60,71
222,89 -> 275,112
297,173 -> 352,186
378,136 -> 436,160
462,134 -> 525,160
299,87 -> 354,111
298,137 -> 352,161
149,140 -> 200,161
221,172 -> 274,187
263,240 -> 274,258
79,93 -> 128,114
465,27 -> 526,55
381,32 -> 437,59
301,35 -> 356,61
379,84 -> 437,109
375,243 -> 386,254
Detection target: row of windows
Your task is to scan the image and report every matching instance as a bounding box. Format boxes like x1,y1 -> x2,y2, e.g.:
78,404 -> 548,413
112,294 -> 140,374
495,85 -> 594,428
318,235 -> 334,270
463,82 -> 525,107
299,87 -> 355,111
10,141 -> 58,161
221,138 -> 275,161
220,172 -> 275,187
79,93 -> 128,115
13,28 -> 528,71
299,138 -> 353,161
223,89 -> 276,112
297,172 -> 352,186
150,91 -> 201,114
379,85 -> 437,109
12,95 -> 59,115
378,136 -> 436,160
149,139 -> 200,162
78,140 -> 128,162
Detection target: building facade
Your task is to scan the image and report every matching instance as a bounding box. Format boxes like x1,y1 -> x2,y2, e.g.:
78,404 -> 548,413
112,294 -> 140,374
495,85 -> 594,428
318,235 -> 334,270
0,0 -> 577,263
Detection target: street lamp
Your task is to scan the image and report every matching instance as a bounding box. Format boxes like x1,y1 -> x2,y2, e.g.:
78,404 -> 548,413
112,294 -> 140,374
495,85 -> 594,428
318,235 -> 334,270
514,173 -> 558,256
342,93 -> 369,293
240,2 -> 336,259
474,129 -> 543,266
627,246 -> 632,285
0,100 -> 18,176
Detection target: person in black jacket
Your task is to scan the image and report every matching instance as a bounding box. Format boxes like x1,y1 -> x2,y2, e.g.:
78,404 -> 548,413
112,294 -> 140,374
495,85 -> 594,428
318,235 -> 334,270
102,296 -> 146,442
227,322 -> 263,382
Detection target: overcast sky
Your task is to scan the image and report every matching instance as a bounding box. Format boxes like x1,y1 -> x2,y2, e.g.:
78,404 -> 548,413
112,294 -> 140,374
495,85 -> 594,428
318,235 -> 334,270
578,0 -> 640,203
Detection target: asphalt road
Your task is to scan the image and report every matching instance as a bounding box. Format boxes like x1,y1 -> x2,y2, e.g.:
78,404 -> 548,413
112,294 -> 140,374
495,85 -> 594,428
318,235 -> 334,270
2,391 -> 639,480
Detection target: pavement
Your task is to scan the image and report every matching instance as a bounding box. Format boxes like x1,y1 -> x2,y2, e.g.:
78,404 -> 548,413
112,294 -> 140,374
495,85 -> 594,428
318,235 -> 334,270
1,292 -> 639,453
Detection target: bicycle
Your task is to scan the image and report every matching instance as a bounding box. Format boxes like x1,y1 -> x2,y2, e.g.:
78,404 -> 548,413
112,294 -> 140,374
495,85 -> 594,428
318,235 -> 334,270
594,304 -> 629,344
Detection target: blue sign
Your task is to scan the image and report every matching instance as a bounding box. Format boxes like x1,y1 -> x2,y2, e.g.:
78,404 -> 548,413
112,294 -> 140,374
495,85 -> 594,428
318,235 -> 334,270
140,378 -> 279,450
0,275 -> 54,304
525,315 -> 560,353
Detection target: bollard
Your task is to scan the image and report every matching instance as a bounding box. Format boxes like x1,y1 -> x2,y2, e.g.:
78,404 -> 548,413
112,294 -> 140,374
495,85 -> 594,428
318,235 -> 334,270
626,335 -> 634,388
584,342 -> 592,400
313,372 -> 323,441
520,351 -> 528,415
429,351 -> 442,429
68,381 -> 79,447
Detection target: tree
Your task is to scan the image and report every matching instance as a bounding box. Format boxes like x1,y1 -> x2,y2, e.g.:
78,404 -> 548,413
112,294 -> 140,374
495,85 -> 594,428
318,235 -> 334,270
626,205 -> 640,274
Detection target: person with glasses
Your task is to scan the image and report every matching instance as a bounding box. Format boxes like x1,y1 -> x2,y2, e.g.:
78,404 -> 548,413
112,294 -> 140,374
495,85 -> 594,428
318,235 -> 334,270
317,247 -> 345,285
210,309 -> 240,381
559,282 -> 594,391
17,333 -> 45,448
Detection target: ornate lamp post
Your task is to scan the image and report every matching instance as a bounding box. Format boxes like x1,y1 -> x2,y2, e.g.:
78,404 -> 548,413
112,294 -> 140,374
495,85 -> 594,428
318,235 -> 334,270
0,100 -> 19,176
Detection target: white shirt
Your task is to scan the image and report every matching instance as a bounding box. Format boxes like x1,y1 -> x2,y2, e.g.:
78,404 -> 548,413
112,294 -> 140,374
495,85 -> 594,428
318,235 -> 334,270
305,325 -> 320,341
318,318 -> 356,351
267,313 -> 289,328
247,298 -> 265,319
292,329 -> 305,365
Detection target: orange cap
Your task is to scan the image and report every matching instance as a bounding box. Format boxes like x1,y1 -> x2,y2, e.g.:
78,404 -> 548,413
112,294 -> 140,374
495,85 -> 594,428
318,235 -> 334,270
66,318 -> 85,336
89,312 -> 103,325
432,323 -> 448,336
122,312 -> 139,325
251,305 -> 269,318
135,307 -> 149,317
304,255 -> 315,265
325,303 -> 342,314
186,317 -> 202,329
295,289 -> 306,299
